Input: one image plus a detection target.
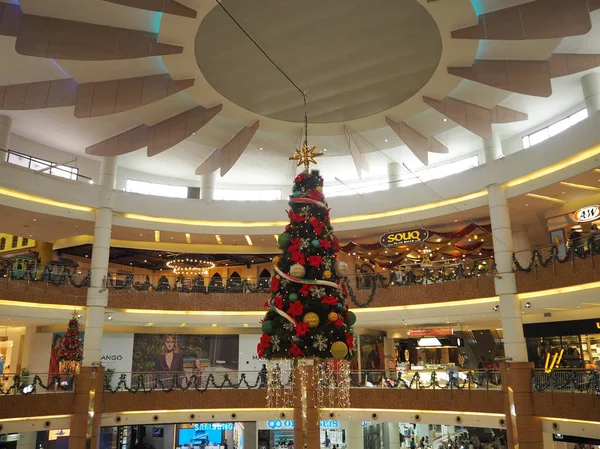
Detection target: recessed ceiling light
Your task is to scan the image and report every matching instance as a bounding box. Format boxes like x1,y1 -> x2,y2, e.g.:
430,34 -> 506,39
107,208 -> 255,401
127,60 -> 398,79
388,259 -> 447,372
561,192 -> 566,195
85,255 -> 88,258
443,118 -> 448,122
323,148 -> 327,152
525,203 -> 529,207
384,139 -> 389,143
139,233 -> 143,237
259,147 -> 263,150
144,259 -> 147,263
29,234 -> 32,237
32,218 -> 36,222
193,132 -> 196,135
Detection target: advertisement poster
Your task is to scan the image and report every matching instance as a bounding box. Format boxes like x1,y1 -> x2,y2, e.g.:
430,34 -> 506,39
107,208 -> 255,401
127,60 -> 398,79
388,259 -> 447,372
132,334 -> 239,373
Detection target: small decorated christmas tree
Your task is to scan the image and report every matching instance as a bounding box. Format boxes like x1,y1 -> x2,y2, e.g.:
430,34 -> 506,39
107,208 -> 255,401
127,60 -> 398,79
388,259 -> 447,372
59,312 -> 83,375
258,146 -> 356,361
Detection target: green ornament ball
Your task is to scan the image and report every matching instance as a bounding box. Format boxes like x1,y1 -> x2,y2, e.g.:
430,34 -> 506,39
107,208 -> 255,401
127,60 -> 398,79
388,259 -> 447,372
261,321 -> 273,334
278,233 -> 291,250
348,311 -> 357,326
289,292 -> 299,302
311,239 -> 320,247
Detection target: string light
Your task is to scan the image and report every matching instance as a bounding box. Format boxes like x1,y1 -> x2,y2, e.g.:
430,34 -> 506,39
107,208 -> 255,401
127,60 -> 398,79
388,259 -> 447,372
166,254 -> 216,275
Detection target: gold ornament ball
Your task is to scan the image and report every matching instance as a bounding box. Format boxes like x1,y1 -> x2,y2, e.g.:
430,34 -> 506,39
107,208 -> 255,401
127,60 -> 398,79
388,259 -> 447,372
330,341 -> 348,359
327,312 -> 338,322
272,256 -> 281,265
290,263 -> 306,278
316,186 -> 323,193
303,312 -> 320,328
334,261 -> 349,277
323,270 -> 332,279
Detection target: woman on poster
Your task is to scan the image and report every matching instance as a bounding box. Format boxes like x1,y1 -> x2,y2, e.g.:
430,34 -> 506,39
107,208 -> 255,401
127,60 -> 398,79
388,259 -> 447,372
48,334 -> 63,385
155,334 -> 184,388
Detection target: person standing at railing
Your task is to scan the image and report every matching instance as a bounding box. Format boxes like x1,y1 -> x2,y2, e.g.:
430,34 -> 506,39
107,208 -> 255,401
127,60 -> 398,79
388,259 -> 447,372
190,358 -> 205,389
569,228 -> 583,257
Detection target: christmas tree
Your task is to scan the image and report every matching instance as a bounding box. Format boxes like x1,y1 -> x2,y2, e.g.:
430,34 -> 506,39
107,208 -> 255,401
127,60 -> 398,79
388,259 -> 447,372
258,147 -> 356,361
59,313 -> 83,374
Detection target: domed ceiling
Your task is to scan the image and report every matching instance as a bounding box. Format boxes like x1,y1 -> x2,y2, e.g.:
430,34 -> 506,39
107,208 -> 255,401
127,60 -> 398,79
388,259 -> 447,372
0,0 -> 599,187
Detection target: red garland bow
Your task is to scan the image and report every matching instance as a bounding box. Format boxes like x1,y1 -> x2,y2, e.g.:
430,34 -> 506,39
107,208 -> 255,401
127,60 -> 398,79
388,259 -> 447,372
295,322 -> 310,337
287,301 -> 304,316
307,255 -> 323,268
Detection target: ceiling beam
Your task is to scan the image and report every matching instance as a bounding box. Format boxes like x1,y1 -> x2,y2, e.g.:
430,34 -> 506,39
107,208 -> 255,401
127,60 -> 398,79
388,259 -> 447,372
0,3 -> 21,37
195,122 -> 260,177
451,0 -> 593,40
422,97 -> 528,139
85,105 -> 222,156
103,0 -> 197,18
547,54 -> 600,78
385,117 -> 448,166
9,14 -> 182,60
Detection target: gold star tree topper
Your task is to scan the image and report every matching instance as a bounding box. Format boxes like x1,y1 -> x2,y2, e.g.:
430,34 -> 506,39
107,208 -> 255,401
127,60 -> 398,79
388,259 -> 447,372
289,143 -> 324,172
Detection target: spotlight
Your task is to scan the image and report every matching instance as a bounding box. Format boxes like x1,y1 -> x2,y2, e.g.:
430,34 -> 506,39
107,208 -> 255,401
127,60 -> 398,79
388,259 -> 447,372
107,315 -> 113,321
493,305 -> 499,312
77,314 -> 82,319
525,302 -> 531,309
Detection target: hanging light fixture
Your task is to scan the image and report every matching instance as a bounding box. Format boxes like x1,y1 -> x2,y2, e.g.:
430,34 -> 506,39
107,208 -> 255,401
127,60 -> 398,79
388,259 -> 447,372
166,254 -> 216,276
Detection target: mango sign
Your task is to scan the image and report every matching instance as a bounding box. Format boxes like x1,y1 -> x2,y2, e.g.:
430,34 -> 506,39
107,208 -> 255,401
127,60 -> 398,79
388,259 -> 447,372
380,228 -> 429,247
572,205 -> 600,223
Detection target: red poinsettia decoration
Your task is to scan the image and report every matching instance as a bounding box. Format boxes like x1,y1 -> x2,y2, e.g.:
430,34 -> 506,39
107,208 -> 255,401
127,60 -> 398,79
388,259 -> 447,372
289,342 -> 304,357
257,333 -> 272,358
321,295 -> 338,306
295,322 -> 310,337
273,295 -> 284,310
319,238 -> 332,250
334,318 -> 344,327
309,217 -> 325,235
287,210 -> 306,223
332,235 -> 340,251
287,301 -> 304,316
299,283 -> 311,296
346,333 -> 354,350
295,173 -> 307,183
290,250 -> 306,265
309,189 -> 324,202
307,255 -> 323,268
270,277 -> 280,292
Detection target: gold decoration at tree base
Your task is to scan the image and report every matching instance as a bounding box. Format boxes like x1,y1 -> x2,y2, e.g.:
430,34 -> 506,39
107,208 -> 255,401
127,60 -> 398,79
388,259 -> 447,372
59,360 -> 82,375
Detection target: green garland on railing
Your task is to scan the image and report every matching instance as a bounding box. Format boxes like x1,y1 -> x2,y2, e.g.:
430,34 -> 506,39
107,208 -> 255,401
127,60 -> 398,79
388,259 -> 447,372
0,374 -> 74,395
103,372 -> 294,394
342,275 -> 378,308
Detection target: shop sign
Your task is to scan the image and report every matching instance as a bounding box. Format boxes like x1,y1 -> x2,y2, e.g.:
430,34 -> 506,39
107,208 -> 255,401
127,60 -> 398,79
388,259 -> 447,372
267,420 -> 339,429
572,205 -> 600,223
194,423 -> 234,431
407,328 -> 453,337
380,228 -> 429,247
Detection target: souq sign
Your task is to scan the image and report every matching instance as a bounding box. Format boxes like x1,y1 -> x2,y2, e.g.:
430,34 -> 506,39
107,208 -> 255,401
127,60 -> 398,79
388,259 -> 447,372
380,228 -> 429,247
267,420 -> 339,429
573,206 -> 600,223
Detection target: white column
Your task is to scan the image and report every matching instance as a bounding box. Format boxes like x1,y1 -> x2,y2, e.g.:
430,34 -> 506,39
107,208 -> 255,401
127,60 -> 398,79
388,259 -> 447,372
201,170 -> 218,200
512,225 -> 532,267
582,72 -> 600,116
0,115 -> 11,153
388,163 -> 401,189
19,326 -> 36,372
487,184 -> 528,362
346,423 -> 363,449
383,335 -> 395,376
383,422 -> 400,449
83,156 -> 117,366
483,132 -> 503,163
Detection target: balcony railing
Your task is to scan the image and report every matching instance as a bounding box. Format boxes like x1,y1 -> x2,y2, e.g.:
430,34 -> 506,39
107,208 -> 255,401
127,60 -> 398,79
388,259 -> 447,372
532,369 -> 600,394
